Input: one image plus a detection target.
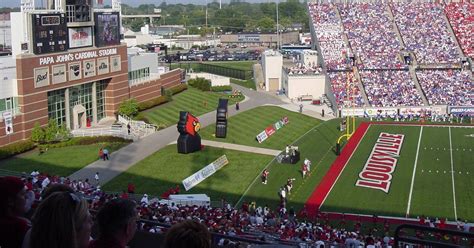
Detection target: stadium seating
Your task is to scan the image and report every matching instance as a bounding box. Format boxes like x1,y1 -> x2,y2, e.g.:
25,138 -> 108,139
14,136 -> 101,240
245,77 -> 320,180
359,70 -> 424,107
391,2 -> 462,64
445,2 -> 474,59
339,3 -> 406,69
416,69 -> 473,106
328,72 -> 365,107
308,3 -> 351,70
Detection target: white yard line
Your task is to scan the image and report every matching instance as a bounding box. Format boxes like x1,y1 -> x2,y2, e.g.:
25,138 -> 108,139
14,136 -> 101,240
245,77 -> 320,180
406,126 -> 423,217
449,127 -> 458,220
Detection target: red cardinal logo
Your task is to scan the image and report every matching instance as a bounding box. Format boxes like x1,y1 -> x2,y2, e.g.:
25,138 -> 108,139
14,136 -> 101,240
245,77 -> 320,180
185,113 -> 200,136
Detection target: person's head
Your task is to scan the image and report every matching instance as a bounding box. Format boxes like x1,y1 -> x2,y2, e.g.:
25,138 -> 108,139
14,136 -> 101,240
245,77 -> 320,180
96,198 -> 137,244
31,192 -> 92,248
0,176 -> 26,217
163,220 -> 211,248
41,183 -> 75,200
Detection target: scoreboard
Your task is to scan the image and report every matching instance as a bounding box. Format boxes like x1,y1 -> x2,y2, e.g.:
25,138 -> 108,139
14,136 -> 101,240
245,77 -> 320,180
32,14 -> 68,55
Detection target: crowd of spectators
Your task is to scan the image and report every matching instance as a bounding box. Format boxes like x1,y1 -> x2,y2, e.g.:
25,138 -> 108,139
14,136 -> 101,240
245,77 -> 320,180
445,2 -> 474,59
286,62 -> 323,75
0,171 -> 401,247
391,2 -> 462,64
359,70 -> 424,107
308,3 -> 351,70
328,72 -> 365,108
339,3 -> 406,69
416,69 -> 473,106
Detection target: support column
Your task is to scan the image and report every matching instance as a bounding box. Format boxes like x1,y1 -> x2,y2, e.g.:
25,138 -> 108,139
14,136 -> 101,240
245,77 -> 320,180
64,88 -> 71,129
92,81 -> 98,124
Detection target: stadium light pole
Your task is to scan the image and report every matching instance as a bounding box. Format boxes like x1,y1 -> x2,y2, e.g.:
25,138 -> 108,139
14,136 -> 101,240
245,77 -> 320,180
276,0 -> 279,50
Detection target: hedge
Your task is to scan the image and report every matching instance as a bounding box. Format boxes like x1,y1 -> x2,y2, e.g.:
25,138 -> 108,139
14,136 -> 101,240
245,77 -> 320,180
211,85 -> 232,92
40,136 -> 132,149
169,84 -> 188,95
188,77 -> 211,91
0,140 -> 36,160
137,95 -> 169,111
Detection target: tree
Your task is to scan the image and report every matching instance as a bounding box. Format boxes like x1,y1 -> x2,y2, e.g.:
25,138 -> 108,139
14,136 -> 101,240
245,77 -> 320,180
30,122 -> 45,144
257,17 -> 275,32
44,119 -> 60,143
118,99 -> 139,117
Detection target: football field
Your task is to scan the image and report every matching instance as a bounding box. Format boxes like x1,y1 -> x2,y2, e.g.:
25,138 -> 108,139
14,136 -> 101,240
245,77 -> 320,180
318,123 -> 474,221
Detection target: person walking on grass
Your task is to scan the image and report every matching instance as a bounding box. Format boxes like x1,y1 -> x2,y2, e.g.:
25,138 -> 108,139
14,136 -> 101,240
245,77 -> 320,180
99,148 -> 104,160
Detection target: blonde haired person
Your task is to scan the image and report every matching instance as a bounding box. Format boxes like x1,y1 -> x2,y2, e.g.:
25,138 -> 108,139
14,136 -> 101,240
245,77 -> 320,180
29,192 -> 92,248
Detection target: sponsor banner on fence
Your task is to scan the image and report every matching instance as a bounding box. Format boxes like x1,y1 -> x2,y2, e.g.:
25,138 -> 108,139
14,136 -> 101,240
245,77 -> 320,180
448,106 -> 474,116
182,155 -> 229,191
256,117 -> 289,143
365,108 -> 397,117
341,108 -> 365,117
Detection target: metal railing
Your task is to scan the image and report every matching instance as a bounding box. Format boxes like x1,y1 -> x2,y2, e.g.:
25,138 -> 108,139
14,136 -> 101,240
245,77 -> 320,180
71,127 -> 137,141
118,115 -> 157,138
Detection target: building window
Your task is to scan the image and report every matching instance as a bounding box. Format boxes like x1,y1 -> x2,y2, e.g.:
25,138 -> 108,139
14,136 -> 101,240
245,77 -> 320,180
96,80 -> 107,121
69,83 -> 93,128
48,89 -> 67,126
128,67 -> 151,85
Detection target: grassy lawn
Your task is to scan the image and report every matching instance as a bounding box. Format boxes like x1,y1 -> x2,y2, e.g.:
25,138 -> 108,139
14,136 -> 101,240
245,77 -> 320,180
103,145 -> 273,205
142,87 -> 243,128
199,106 -> 322,150
230,78 -> 256,90
240,118 -> 344,210
1,142 -> 128,177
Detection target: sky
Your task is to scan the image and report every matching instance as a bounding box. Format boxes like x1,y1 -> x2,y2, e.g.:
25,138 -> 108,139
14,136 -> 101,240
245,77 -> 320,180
1,0 -> 277,8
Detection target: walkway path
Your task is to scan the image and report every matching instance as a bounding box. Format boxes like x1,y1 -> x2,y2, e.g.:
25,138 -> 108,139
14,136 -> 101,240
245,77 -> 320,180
69,84 -> 284,184
201,140 -> 281,156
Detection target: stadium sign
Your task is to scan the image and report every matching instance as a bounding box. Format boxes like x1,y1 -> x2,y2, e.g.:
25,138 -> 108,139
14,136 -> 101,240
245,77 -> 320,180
448,106 -> 474,116
356,132 -> 405,193
39,48 -> 118,65
182,155 -> 229,191
256,117 -> 289,143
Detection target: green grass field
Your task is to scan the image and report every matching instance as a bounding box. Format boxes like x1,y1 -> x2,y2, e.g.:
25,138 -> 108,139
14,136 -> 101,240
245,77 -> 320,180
103,145 -> 273,204
200,106 -> 322,150
321,124 -> 474,221
142,87 -> 243,128
1,142 -> 127,176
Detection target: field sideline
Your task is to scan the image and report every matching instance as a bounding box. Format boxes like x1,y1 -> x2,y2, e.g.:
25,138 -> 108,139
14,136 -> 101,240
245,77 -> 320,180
309,122 -> 474,222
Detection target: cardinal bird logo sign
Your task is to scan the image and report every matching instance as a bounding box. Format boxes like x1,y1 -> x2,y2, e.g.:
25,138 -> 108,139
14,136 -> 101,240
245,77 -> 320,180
185,113 -> 201,136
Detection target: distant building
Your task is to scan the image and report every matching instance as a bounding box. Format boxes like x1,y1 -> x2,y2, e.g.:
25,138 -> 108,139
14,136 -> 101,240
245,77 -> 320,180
220,32 -> 300,48
0,13 -> 11,49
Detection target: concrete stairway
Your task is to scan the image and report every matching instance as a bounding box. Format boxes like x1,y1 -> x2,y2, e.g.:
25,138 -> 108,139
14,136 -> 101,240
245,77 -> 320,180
352,67 -> 370,106
408,66 -> 429,106
441,10 -> 465,59
386,4 -> 406,48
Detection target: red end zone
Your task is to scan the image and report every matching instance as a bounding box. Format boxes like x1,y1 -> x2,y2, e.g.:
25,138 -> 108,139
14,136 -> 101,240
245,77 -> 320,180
305,122 -> 370,217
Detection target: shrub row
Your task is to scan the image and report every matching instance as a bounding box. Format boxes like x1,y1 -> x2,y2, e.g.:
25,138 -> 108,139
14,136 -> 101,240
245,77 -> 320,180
0,140 -> 36,160
188,77 -> 211,91
136,84 -> 188,112
211,85 -> 232,92
40,136 -> 132,149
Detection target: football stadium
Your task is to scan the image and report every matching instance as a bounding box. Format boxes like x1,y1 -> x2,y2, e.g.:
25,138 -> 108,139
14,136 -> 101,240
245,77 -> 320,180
0,0 -> 473,247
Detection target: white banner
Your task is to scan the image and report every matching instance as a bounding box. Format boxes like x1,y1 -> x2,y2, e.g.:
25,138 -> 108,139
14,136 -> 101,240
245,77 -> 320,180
68,27 -> 93,48
365,108 -> 398,117
182,155 -> 229,191
2,111 -> 13,134
341,108 -> 365,117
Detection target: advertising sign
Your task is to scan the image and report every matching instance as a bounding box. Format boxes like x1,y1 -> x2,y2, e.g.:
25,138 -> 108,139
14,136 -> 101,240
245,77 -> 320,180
256,131 -> 268,143
94,12 -> 120,47
449,106 -> 474,116
52,64 -> 67,84
68,27 -> 93,48
97,57 -> 109,75
182,155 -> 229,191
2,111 -> 13,135
364,108 -> 397,117
83,59 -> 96,78
341,108 -> 365,117
69,62 -> 82,81
34,67 -> 50,88
110,55 -> 121,72
256,117 -> 289,143
32,13 -> 68,54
